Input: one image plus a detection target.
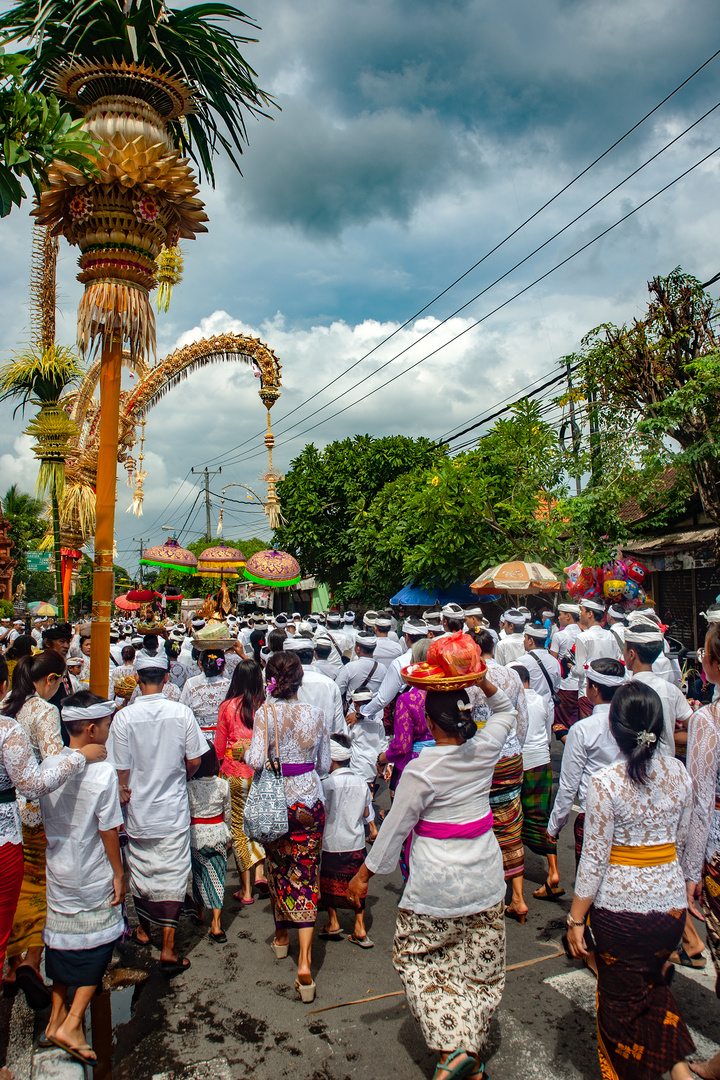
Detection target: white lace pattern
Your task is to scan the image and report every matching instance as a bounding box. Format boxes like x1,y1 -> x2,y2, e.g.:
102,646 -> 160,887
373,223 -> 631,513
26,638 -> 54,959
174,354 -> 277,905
574,755 -> 692,913
683,703 -> 720,881
12,696 -> 64,827
468,661 -> 528,760
245,698 -> 331,808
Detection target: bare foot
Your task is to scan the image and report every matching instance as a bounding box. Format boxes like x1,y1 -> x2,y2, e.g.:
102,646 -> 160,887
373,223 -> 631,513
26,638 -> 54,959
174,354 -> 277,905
689,1063 -> 720,1079
1,1067 -> 13,1080
53,1022 -> 98,1065
435,1053 -> 477,1080
320,924 -> 341,935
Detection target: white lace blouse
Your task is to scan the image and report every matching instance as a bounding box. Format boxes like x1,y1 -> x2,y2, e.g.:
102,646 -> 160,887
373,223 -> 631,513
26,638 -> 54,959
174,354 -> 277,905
0,715 -> 85,846
468,661 -> 528,760
574,755 -> 692,913
187,775 -> 232,849
12,696 -> 64,828
683,703 -> 720,881
245,698 -> 331,809
179,674 -> 231,740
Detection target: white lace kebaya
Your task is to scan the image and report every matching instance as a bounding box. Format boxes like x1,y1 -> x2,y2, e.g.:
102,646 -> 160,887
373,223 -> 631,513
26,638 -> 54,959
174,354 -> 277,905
683,702 -> 720,882
245,699 -> 331,809
574,755 -> 692,914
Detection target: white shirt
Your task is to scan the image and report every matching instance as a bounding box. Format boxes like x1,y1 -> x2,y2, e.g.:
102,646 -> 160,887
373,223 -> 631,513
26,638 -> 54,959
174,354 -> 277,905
312,658 -> 338,681
298,666 -> 347,735
109,642 -> 124,665
521,688 -> 553,771
494,633 -> 526,667
652,650 -> 682,687
629,669 -> 692,757
362,649 -> 410,719
547,703 -> 622,836
322,628 -> 353,667
108,693 -> 206,839
552,622 -> 582,692
366,689 -> 515,918
519,648 -> 561,701
574,624 -> 622,693
336,656 -> 385,702
321,767 -> 372,852
349,712 -> 385,783
41,752 -> 123,913
373,636 -> 404,669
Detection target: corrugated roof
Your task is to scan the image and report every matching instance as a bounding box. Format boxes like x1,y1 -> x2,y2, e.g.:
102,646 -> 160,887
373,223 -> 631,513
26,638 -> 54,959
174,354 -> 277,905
621,526 -> 716,553
617,468 -> 679,524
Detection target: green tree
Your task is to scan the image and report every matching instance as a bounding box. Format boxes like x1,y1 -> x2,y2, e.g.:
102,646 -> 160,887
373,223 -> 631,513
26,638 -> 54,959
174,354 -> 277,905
274,436 -> 447,593
0,46 -> 100,216
347,401 -> 570,603
2,484 -> 54,602
561,268 -> 720,558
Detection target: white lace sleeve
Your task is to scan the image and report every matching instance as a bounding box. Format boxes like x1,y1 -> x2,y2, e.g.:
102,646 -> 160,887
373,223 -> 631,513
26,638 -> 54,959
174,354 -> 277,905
574,772 -> 614,902
245,709 -> 267,771
683,705 -> 720,881
3,722 -> 84,800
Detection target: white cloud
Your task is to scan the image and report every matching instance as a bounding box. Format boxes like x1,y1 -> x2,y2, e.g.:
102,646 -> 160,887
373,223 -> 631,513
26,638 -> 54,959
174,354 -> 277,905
0,436 -> 40,498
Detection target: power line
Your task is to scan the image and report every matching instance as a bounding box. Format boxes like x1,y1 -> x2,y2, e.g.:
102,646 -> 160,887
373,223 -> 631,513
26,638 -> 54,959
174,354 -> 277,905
192,46 -> 720,470
440,367 -> 577,444
208,140 -> 720,473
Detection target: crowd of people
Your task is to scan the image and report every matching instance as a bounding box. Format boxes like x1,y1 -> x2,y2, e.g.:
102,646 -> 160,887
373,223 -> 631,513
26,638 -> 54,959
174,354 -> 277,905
1,597 -> 720,1079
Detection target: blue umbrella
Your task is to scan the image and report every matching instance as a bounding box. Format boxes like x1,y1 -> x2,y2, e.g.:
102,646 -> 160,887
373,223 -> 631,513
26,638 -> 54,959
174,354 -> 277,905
389,582 -> 500,606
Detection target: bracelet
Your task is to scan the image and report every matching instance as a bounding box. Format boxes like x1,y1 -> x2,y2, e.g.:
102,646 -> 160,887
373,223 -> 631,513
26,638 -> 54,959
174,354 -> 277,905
566,914 -> 585,928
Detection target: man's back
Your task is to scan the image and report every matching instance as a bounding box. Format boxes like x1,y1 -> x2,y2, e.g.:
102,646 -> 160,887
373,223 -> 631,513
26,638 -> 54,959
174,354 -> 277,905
298,666 -> 346,734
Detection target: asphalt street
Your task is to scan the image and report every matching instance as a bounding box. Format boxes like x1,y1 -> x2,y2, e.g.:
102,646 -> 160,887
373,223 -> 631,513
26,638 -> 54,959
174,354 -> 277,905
3,749 -> 720,1080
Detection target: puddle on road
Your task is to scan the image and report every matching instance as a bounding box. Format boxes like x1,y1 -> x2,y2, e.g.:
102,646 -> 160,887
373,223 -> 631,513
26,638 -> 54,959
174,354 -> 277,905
90,967 -> 150,1080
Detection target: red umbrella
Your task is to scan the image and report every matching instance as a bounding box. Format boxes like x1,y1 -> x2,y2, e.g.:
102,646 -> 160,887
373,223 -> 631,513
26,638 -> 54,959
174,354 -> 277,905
126,588 -> 157,603
115,594 -> 142,611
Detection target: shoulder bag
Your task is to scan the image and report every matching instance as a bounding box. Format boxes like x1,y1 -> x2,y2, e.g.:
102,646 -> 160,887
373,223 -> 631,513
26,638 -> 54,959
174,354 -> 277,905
243,701 -> 289,843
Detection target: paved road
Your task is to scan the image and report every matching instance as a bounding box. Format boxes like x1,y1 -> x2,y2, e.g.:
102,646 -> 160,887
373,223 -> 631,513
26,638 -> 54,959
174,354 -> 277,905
4,759 -> 720,1080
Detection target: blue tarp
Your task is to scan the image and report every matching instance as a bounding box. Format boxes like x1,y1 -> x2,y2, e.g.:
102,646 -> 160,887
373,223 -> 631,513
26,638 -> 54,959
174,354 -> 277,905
389,583 -> 500,606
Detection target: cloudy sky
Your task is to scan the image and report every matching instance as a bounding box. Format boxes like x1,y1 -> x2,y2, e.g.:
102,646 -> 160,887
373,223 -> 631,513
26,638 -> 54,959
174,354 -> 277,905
1,0 -> 720,575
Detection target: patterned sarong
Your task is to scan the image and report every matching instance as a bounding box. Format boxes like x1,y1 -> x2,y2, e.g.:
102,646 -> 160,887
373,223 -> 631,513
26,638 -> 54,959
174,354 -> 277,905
393,901 -> 505,1054
227,774 -> 265,873
552,689 -> 579,741
7,824 -> 46,957
127,831 -> 191,929
489,754 -> 524,879
191,842 -> 229,910
265,801 -> 325,929
320,849 -> 366,911
702,850 -> 720,996
591,906 -> 693,1079
521,763 -> 556,855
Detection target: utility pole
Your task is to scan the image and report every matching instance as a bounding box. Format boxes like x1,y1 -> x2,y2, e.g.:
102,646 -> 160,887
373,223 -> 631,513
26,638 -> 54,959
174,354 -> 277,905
191,466 -> 222,541
132,537 -> 147,586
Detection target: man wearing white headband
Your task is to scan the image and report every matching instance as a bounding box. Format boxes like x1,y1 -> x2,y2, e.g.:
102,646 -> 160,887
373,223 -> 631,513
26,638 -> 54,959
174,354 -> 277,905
342,611 -> 358,645
336,631 -> 385,710
371,613 -> 403,667
321,614 -> 353,669
464,605 -> 498,649
312,636 -> 338,681
441,603 -> 465,634
549,603 -> 583,741
547,659 -> 625,868
574,598 -> 621,702
359,618 -> 429,723
624,624 -> 692,759
495,610 -> 527,666
626,610 -> 681,687
521,623 -> 561,703
282,636 -> 346,735
110,652 -> 205,974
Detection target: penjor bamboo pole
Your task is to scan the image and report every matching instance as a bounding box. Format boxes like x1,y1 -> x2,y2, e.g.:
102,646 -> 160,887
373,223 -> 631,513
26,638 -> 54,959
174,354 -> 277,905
89,335 -> 122,696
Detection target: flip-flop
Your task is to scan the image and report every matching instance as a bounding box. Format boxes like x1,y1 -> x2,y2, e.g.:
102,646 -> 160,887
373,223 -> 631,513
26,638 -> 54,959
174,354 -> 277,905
532,881 -> 565,901
319,929 -> 344,940
432,1049 -> 478,1079
233,892 -> 254,905
674,945 -> 707,969
209,930 -> 227,943
129,927 -> 151,947
348,934 -> 374,949
36,1032 -> 54,1049
15,966 -> 52,1011
160,957 -> 191,977
46,1036 -> 97,1068
254,879 -> 269,893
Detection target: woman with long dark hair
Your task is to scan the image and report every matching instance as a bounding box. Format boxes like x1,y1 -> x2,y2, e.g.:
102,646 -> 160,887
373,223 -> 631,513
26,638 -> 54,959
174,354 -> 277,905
179,649 -> 230,744
214,659 -> 267,903
2,652 -> 69,1008
245,652 -> 331,1003
566,681 -> 694,1080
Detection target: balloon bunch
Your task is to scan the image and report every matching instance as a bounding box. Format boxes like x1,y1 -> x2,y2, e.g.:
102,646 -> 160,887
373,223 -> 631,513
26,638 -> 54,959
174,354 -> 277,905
564,558 -> 650,608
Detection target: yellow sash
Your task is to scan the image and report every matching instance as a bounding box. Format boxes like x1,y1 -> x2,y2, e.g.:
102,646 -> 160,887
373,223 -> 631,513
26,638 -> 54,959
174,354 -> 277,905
609,843 -> 676,867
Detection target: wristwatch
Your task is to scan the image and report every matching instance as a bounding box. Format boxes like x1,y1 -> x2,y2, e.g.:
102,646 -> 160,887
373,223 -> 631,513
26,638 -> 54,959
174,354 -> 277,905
566,914 -> 585,928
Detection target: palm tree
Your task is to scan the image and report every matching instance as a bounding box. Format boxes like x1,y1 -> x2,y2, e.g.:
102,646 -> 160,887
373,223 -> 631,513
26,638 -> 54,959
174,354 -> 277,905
0,346 -> 84,604
3,484 -> 45,520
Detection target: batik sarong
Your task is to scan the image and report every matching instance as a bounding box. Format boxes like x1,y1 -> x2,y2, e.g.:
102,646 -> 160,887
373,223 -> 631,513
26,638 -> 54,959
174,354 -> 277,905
489,755 -> 524,879
7,824 -> 46,957
43,903 -> 123,987
552,689 -> 579,741
191,842 -> 228,910
127,831 -> 191,929
591,905 -> 693,1079
574,812 -> 585,870
521,763 -> 556,855
265,801 -> 325,929
702,850 -> 720,996
320,849 -> 366,911
227,774 -> 265,873
393,901 -> 505,1054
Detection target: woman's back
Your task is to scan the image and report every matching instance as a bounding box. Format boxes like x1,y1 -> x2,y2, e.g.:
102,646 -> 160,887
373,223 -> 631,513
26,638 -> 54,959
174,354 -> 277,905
245,698 -> 331,809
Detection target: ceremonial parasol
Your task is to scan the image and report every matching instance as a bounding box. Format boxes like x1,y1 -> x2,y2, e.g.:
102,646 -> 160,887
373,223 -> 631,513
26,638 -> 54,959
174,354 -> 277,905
35,603 -> 58,616
471,561 -> 561,595
139,538 -> 198,575
126,588 -> 157,603
244,549 -> 301,588
197,542 -> 246,579
115,594 -> 141,612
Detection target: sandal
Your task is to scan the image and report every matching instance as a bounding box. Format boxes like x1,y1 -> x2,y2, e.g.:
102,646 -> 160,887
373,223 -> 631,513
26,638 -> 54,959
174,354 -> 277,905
432,1050 -> 478,1079
504,906 -> 528,925
160,957 -> 191,977
46,1036 -> 97,1067
318,928 -> 344,940
533,880 -> 565,901
209,930 -> 227,943
129,927 -> 151,947
348,934 -> 374,949
15,966 -> 52,1011
254,878 -> 269,893
295,977 -> 316,1003
673,944 -> 707,969
271,939 -> 289,959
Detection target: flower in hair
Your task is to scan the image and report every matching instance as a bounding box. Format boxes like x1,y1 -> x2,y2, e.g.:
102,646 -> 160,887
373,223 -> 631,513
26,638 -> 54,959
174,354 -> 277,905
636,730 -> 657,747
456,699 -> 472,712
267,677 -> 278,695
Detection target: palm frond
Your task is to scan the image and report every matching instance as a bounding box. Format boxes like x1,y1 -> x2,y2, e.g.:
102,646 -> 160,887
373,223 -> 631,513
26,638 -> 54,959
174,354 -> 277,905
0,344 -> 86,414
0,0 -> 277,185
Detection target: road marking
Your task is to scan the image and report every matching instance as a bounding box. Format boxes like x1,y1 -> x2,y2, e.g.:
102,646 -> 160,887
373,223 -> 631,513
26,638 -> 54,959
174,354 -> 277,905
545,968 -> 720,1060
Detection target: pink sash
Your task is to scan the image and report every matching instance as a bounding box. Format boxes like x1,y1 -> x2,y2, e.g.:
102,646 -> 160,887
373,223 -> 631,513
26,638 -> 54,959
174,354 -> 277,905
413,810 -> 494,839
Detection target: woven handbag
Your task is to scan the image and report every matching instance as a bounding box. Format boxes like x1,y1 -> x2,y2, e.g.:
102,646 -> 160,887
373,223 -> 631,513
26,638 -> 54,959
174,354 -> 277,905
243,701 -> 289,844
